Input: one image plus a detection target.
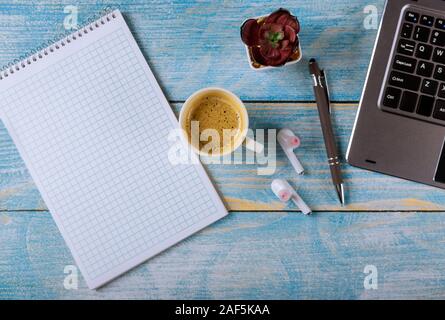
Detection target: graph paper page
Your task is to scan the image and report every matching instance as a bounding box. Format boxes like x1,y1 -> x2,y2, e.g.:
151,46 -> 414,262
0,10 -> 227,289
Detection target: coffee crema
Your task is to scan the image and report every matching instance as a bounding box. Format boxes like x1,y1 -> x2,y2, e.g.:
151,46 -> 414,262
185,94 -> 243,154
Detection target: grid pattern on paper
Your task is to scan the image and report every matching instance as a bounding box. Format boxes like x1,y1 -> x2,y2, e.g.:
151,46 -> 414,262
0,28 -> 218,280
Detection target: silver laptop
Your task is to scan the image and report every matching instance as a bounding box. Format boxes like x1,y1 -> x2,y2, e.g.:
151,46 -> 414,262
347,0 -> 445,188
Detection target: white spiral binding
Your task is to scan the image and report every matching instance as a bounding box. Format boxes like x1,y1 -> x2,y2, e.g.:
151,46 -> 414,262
0,6 -> 118,81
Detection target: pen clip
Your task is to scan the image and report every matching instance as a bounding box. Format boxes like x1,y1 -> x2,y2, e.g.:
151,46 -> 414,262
320,70 -> 331,113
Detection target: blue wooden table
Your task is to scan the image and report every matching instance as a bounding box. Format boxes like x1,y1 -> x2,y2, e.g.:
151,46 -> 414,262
2,0 -> 445,300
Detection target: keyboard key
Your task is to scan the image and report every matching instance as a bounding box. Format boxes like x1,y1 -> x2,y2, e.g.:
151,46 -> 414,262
400,91 -> 418,112
421,79 -> 438,96
420,15 -> 434,27
401,23 -> 413,39
405,11 -> 419,23
397,39 -> 416,56
434,65 -> 445,81
393,55 -> 417,73
436,18 -> 445,30
433,99 -> 445,120
417,61 -> 434,77
389,71 -> 421,91
431,30 -> 445,46
416,43 -> 433,60
414,26 -> 431,42
417,95 -> 435,116
383,87 -> 401,109
439,83 -> 445,98
433,47 -> 445,64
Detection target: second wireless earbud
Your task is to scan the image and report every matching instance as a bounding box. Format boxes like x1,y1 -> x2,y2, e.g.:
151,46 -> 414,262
277,128 -> 304,175
271,179 -> 312,215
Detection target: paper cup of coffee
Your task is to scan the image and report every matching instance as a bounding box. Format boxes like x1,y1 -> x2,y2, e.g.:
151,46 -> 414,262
179,87 -> 263,157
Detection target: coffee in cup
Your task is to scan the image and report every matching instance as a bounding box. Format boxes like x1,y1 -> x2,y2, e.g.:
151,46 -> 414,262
180,88 -> 261,157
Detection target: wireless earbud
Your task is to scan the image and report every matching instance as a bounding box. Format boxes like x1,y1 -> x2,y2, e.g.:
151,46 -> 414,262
271,179 -> 312,215
277,128 -> 304,175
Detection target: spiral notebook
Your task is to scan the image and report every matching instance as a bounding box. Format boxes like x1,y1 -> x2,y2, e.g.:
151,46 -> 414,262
0,10 -> 228,289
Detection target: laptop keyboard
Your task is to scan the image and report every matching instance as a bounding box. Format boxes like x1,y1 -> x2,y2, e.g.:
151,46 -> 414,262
382,8 -> 445,125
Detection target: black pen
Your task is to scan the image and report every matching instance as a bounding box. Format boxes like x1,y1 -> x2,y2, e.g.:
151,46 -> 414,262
309,58 -> 345,205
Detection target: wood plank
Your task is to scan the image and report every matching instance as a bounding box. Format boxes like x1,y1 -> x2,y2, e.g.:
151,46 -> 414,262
2,210 -> 445,299
1,103 -> 445,212
0,0 -> 385,101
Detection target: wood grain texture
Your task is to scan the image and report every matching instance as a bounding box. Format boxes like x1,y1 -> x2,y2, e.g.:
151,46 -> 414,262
2,0 -> 445,300
0,0 -> 384,101
1,103 -> 445,212
2,210 -> 445,300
